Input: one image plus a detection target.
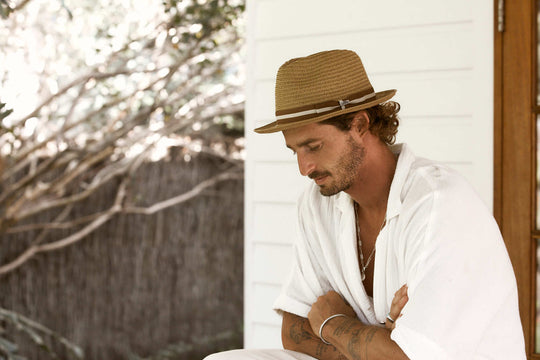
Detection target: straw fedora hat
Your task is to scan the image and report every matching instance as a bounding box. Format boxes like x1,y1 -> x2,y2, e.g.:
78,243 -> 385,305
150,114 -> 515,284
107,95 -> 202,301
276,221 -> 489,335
254,49 -> 396,134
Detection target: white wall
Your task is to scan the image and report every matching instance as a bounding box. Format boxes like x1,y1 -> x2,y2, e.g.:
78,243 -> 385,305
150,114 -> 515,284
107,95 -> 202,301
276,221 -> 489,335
244,0 -> 493,348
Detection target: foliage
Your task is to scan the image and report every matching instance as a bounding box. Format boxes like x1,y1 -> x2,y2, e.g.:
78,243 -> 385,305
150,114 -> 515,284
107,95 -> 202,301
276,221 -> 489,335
0,0 -> 13,18
0,103 -> 12,122
127,329 -> 242,360
0,308 -> 84,360
0,0 -> 245,357
0,0 -> 245,274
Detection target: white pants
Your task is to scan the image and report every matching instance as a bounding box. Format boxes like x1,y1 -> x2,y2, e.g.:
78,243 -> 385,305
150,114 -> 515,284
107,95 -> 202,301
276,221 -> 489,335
204,349 -> 317,360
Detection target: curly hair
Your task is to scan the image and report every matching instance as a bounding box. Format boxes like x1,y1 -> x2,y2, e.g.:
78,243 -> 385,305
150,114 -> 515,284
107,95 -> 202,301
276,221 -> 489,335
320,101 -> 400,145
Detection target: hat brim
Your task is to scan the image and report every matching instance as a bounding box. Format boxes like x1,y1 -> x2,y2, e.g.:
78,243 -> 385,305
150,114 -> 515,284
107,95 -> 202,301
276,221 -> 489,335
254,89 -> 397,134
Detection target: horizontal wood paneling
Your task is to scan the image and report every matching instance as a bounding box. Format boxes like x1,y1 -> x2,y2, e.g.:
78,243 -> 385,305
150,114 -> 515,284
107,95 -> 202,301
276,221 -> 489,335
253,203 -> 297,244
252,70 -> 474,126
248,131 -> 292,161
251,323 -> 282,348
245,0 -> 493,349
397,120 -> 474,161
250,283 -> 283,326
252,81 -> 276,123
252,162 -> 307,203
251,243 -> 293,285
254,0 -> 471,40
376,71 -> 473,118
254,23 -> 474,80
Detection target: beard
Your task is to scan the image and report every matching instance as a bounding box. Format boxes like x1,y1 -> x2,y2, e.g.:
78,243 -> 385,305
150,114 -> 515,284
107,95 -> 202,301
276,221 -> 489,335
311,136 -> 365,196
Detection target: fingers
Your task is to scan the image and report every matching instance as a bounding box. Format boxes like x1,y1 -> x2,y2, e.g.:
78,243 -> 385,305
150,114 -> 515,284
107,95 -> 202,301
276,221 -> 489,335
385,285 -> 408,330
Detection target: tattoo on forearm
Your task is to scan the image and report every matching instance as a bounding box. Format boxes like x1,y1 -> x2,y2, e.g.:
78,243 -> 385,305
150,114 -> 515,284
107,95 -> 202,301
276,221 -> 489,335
346,326 -> 380,360
333,318 -> 356,336
364,328 -> 378,344
316,339 -> 346,359
315,342 -> 326,356
289,318 -> 315,344
347,328 -> 363,360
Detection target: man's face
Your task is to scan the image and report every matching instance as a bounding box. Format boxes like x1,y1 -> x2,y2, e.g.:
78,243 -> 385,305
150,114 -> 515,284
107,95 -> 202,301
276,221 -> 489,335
283,122 -> 365,196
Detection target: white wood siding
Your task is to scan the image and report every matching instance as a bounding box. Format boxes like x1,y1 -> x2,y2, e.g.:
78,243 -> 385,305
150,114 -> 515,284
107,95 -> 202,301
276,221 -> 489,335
245,0 -> 493,348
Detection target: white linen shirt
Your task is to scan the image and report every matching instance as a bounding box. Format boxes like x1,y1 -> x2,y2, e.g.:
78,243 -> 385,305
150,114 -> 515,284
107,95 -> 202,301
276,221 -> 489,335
273,143 -> 526,360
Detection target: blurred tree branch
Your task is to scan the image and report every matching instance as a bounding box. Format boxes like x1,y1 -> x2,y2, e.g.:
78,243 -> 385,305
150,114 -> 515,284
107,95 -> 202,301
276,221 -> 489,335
0,0 -> 245,358
0,0 -> 245,275
0,307 -> 84,359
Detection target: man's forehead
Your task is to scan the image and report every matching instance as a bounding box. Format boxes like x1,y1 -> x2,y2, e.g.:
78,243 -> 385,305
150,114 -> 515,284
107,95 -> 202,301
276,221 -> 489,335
282,123 -> 330,148
285,137 -> 321,150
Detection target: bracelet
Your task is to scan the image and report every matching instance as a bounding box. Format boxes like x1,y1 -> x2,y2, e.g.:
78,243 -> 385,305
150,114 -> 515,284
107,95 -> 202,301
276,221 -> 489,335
318,314 -> 347,345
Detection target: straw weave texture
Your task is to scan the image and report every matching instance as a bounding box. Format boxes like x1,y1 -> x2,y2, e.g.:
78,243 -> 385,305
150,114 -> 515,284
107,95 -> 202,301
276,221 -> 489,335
275,50 -> 374,112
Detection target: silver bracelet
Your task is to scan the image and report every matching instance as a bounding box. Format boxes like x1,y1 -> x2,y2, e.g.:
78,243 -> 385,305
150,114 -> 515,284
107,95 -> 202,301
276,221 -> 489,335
318,314 -> 347,345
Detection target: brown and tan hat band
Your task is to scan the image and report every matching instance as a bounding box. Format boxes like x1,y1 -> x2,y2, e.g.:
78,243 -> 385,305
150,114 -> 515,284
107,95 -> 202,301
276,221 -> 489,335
275,90 -> 375,124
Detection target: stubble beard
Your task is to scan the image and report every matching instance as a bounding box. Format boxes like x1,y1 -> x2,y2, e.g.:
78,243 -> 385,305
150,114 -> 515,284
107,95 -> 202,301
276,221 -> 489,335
318,137 -> 365,197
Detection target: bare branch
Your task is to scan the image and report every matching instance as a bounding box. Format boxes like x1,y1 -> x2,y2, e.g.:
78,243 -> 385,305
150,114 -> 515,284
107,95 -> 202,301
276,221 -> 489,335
7,167 -> 243,233
31,202 -> 74,245
0,166 -> 242,275
125,170 -> 243,215
0,1 -> 246,279
7,208 -> 108,233
0,178 -> 128,276
0,150 -> 73,204
49,146 -> 115,195
0,307 -> 84,358
62,82 -> 88,127
15,67 -> 160,127
12,0 -> 32,12
11,151 -> 121,220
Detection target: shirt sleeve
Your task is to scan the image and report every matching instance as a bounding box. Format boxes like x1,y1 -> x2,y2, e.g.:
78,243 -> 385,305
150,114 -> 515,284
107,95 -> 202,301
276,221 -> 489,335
272,186 -> 332,318
390,169 -> 525,359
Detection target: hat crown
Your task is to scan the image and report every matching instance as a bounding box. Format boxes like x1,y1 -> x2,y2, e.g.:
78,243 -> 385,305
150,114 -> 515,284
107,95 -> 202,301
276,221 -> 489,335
275,50 -> 374,113
253,49 -> 396,133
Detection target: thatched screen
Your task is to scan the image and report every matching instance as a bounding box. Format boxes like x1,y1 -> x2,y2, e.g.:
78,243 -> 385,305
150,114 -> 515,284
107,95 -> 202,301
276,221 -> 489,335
0,149 -> 244,359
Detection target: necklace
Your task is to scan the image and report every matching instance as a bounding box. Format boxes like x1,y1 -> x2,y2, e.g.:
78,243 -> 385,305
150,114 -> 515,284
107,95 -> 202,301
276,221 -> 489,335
354,202 -> 386,281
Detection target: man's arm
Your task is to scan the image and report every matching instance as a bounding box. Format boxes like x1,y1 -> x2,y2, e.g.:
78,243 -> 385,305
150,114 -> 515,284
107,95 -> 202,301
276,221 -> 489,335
282,311 -> 348,360
308,291 -> 409,360
319,316 -> 408,360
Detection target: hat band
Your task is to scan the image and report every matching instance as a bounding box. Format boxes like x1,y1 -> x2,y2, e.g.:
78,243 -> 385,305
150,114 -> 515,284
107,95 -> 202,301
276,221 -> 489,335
275,92 -> 376,123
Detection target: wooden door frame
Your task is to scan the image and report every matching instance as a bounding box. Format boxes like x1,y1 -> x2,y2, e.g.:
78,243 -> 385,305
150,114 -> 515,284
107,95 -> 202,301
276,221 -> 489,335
494,0 -> 535,355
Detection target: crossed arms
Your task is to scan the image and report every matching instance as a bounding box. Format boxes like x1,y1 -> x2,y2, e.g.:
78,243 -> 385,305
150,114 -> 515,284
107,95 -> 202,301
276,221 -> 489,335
282,287 -> 409,360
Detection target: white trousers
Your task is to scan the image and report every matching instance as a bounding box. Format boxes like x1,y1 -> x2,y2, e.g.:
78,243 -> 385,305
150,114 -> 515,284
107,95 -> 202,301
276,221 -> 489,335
204,349 -> 317,360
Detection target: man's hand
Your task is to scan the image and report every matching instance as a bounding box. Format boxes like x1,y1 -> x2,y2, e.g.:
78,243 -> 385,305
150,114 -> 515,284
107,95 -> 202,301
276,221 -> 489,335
307,291 -> 356,339
305,290 -> 410,360
281,312 -> 349,360
386,285 -> 408,330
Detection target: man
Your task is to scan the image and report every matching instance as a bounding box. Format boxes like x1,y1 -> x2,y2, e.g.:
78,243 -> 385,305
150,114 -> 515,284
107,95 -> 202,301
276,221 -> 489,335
207,50 -> 526,359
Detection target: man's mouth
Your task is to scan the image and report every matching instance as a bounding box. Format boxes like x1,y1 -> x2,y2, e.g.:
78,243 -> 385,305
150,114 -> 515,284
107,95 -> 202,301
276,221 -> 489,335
309,171 -> 330,185
314,175 -> 328,185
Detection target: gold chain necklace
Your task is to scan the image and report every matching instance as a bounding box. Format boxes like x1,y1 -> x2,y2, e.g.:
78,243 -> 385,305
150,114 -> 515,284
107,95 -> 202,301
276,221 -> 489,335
354,202 -> 386,281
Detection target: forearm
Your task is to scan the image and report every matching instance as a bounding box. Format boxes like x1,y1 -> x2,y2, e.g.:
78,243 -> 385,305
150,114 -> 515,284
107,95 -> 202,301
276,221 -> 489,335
282,311 -> 348,360
322,316 -> 409,360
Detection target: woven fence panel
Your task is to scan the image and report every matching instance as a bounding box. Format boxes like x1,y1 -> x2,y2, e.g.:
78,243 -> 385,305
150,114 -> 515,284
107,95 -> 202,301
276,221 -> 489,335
0,150 -> 244,359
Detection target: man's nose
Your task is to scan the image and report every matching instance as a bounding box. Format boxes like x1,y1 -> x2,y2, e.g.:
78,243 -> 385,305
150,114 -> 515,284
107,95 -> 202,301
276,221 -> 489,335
297,153 -> 315,177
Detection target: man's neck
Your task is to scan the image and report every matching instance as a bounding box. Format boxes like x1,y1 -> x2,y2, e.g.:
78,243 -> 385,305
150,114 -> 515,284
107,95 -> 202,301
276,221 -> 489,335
345,139 -> 397,217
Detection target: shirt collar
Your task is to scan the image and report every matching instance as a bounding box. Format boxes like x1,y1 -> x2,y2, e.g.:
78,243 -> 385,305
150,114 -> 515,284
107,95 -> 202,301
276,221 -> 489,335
386,143 -> 415,220
334,143 -> 415,217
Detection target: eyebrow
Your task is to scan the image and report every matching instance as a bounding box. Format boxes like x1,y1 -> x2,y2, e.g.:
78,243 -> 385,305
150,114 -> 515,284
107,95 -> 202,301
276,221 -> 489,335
286,138 -> 321,151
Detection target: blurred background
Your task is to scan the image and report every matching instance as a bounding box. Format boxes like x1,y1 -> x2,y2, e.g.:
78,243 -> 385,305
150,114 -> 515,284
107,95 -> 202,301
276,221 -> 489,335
5,0 -> 533,358
0,0 -> 245,359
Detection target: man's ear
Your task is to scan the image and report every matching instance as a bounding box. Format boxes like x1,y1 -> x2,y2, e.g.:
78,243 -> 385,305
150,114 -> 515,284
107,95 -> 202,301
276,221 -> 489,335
351,110 -> 370,135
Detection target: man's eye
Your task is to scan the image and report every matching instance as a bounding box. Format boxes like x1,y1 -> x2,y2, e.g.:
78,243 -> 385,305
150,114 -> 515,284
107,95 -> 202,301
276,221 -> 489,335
308,144 -> 322,152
